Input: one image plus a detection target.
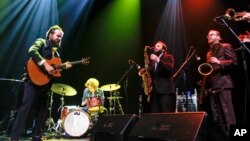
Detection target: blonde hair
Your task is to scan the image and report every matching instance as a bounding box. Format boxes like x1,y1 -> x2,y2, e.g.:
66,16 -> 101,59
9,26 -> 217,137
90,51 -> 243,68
85,78 -> 99,89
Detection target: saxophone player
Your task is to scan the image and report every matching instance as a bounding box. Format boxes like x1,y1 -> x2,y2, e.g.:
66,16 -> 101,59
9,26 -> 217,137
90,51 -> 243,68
206,30 -> 238,137
148,41 -> 175,113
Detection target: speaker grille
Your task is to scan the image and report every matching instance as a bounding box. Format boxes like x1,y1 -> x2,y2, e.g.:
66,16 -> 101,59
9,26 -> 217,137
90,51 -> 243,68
129,112 -> 206,141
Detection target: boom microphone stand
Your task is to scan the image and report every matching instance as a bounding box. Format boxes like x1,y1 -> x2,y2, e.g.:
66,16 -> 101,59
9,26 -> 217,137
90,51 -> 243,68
214,16 -> 250,125
116,63 -> 136,114
173,47 -> 196,79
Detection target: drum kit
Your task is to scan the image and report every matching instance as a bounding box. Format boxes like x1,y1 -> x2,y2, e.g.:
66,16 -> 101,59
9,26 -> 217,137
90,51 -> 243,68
100,83 -> 124,115
46,83 -> 124,137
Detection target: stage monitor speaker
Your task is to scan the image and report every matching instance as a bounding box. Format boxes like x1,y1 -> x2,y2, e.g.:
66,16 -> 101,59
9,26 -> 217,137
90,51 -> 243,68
128,112 -> 214,141
90,114 -> 138,141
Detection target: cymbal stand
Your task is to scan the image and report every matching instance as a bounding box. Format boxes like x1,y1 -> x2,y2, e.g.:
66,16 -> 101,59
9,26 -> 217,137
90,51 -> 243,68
108,91 -> 114,115
45,91 -> 55,132
53,90 -> 65,134
113,91 -> 124,115
116,96 -> 124,115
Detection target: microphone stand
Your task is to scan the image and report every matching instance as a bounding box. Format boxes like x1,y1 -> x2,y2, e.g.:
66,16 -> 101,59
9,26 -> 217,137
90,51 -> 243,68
116,65 -> 135,114
0,78 -> 24,83
173,49 -> 195,79
219,18 -> 250,125
117,65 -> 134,85
173,49 -> 196,112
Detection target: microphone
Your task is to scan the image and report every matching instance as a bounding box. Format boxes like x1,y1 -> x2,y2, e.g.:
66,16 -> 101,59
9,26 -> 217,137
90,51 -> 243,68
213,14 -> 232,24
190,46 -> 201,61
214,15 -> 230,20
128,59 -> 141,69
195,54 -> 201,61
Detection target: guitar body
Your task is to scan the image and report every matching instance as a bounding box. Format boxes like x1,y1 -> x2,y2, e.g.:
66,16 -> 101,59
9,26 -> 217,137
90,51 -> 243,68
26,57 -> 62,86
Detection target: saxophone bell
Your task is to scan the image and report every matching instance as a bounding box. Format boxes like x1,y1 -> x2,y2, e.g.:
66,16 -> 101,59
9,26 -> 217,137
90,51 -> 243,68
198,63 -> 213,76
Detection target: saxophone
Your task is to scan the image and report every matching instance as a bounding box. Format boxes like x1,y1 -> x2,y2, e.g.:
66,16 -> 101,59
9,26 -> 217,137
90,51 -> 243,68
138,46 -> 152,102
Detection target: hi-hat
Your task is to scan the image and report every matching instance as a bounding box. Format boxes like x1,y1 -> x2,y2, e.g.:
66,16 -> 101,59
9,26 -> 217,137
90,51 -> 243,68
106,96 -> 123,100
100,84 -> 120,91
51,83 -> 77,96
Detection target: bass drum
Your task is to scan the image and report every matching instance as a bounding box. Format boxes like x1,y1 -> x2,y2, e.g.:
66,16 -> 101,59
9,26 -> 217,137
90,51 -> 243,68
63,110 -> 91,137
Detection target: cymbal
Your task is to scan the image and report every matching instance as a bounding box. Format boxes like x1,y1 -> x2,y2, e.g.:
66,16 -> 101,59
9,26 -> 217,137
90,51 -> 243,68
100,84 -> 121,91
51,83 -> 77,96
106,96 -> 123,100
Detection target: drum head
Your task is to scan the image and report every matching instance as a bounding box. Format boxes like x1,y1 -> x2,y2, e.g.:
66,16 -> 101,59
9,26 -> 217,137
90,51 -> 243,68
63,110 -> 90,137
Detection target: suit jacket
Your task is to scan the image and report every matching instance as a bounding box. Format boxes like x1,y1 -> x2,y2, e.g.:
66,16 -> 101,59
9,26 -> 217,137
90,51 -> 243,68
207,43 -> 238,88
28,38 -> 60,62
23,38 -> 60,84
149,51 -> 175,95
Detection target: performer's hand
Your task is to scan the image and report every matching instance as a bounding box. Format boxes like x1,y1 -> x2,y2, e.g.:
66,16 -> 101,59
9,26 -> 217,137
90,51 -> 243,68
242,12 -> 250,22
150,54 -> 159,62
210,57 -> 221,65
43,62 -> 55,74
64,61 -> 72,69
81,100 -> 87,106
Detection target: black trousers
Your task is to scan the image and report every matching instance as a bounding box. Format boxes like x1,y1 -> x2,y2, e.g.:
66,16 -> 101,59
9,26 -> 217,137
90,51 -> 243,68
150,90 -> 175,113
11,81 -> 49,140
209,89 -> 236,136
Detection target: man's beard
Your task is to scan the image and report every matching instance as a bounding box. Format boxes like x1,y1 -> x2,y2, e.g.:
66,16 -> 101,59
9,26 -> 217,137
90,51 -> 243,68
155,50 -> 164,56
51,40 -> 60,48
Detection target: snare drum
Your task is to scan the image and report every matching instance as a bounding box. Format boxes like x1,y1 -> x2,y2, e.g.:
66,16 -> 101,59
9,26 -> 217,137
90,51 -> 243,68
63,110 -> 90,137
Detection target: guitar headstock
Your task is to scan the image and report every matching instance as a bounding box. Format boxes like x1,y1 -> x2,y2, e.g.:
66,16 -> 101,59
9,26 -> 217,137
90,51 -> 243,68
82,57 -> 90,65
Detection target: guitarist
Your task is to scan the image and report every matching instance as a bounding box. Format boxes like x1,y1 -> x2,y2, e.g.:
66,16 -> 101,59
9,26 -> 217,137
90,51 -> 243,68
11,25 -> 72,141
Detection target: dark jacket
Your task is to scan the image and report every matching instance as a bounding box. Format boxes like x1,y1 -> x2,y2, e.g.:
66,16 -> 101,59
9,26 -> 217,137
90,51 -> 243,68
207,43 -> 238,88
150,51 -> 175,94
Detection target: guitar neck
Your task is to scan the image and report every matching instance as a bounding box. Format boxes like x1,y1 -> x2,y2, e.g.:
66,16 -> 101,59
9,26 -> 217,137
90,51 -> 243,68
55,60 -> 82,69
69,60 -> 83,65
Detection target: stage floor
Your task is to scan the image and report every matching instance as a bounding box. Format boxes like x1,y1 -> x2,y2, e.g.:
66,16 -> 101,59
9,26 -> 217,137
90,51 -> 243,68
0,133 -> 90,141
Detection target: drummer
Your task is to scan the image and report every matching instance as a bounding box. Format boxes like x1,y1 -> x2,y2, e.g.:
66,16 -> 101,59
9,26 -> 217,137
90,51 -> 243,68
81,78 -> 105,112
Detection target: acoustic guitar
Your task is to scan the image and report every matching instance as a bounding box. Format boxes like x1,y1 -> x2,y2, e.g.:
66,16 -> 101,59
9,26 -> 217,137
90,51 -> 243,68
26,57 -> 90,86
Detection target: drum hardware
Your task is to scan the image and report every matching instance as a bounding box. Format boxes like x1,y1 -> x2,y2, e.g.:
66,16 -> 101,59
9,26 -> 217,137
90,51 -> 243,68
52,98 -> 64,134
50,83 -> 77,134
106,96 -> 123,100
107,91 -> 124,115
45,91 -> 55,132
100,83 -> 124,115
